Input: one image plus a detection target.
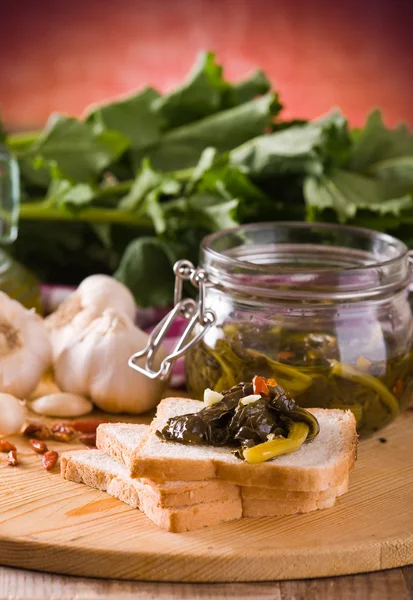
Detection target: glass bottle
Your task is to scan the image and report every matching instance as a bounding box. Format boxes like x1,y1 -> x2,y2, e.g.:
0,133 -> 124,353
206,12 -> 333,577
0,142 -> 19,243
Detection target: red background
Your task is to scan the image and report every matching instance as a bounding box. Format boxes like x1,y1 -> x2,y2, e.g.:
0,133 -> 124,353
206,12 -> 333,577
1,0 -> 412,130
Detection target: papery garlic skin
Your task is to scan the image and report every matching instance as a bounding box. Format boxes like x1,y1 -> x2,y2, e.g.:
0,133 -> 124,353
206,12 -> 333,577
77,275 -> 136,318
0,292 -> 52,398
55,309 -> 166,414
47,275 -> 137,360
0,393 -> 26,436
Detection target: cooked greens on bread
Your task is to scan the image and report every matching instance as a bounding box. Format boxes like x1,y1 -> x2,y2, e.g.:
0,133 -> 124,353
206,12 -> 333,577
156,376 -> 320,463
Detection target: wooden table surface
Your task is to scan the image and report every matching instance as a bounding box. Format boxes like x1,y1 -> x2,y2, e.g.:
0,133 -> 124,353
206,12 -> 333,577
1,565 -> 412,599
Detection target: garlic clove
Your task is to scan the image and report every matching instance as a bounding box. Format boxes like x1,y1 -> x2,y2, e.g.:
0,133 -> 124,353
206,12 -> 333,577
240,394 -> 262,405
204,388 -> 224,406
0,393 -> 26,436
29,393 -> 93,417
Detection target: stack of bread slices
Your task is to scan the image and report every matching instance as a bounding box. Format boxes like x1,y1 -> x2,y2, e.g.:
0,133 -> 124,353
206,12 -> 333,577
61,397 -> 358,532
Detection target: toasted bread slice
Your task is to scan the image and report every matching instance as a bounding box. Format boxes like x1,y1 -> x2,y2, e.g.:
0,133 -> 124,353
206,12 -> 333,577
106,398 -> 357,491
61,449 -> 242,532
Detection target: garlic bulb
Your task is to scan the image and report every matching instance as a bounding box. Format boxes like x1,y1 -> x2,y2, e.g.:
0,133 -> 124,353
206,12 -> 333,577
0,292 -> 52,398
0,393 -> 26,436
54,309 -> 166,414
47,275 -> 136,360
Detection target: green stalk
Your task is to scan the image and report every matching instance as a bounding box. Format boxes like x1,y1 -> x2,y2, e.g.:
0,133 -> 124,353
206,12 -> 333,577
330,360 -> 399,418
7,131 -> 42,153
19,202 -> 154,227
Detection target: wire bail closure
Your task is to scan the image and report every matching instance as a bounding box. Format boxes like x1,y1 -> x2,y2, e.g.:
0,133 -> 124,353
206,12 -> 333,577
128,260 -> 216,381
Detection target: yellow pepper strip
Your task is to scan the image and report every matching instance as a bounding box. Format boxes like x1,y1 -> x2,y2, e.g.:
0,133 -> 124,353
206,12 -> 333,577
330,360 -> 399,419
243,422 -> 309,464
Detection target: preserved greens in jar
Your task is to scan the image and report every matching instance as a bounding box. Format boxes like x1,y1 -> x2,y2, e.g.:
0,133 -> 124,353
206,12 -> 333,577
185,322 -> 413,436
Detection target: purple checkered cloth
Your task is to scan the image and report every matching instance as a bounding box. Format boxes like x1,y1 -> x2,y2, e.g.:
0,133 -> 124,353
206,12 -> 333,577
41,284 -> 187,388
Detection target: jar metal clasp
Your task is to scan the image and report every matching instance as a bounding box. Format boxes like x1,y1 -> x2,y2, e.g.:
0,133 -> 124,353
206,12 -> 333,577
128,260 -> 215,381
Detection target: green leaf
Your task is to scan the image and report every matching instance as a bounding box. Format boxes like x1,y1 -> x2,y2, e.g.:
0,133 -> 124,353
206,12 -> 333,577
304,169 -> 413,222
134,93 -> 276,172
86,87 -> 163,150
18,156 -> 51,189
190,194 -> 239,230
145,189 -> 168,234
230,109 -> 349,178
349,110 -> 413,174
120,159 -> 181,214
45,179 -> 96,208
163,194 -> 240,233
229,69 -> 272,106
190,152 -> 270,220
24,115 -> 129,182
120,159 -> 165,211
114,237 -> 176,307
152,51 -> 230,129
185,147 -> 219,192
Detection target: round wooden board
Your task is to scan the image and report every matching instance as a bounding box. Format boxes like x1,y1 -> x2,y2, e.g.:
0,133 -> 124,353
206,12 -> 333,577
0,397 -> 412,583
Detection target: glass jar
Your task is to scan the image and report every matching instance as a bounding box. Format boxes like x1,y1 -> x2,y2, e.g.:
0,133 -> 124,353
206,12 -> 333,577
183,222 -> 413,437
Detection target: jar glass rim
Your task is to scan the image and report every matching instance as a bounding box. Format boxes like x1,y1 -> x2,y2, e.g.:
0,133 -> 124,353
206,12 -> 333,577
200,222 -> 411,300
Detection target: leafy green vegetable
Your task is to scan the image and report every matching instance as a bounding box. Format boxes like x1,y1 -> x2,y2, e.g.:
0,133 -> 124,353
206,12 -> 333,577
157,378 -> 319,460
3,50 -> 413,308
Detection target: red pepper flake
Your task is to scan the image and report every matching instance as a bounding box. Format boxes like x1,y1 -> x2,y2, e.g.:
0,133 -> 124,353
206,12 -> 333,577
30,439 -> 48,454
72,420 -> 107,434
0,440 -> 16,453
252,375 -> 269,396
78,433 -> 97,448
42,451 -> 58,471
277,351 -> 295,362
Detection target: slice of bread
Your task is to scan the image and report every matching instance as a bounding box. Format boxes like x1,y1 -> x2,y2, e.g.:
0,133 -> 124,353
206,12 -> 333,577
242,494 -> 337,517
241,475 -> 349,501
113,397 -> 357,491
95,423 -> 240,507
61,449 -> 242,532
61,448 -> 345,530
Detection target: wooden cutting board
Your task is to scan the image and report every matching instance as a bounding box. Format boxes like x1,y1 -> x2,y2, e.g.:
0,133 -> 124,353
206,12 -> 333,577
0,395 -> 412,582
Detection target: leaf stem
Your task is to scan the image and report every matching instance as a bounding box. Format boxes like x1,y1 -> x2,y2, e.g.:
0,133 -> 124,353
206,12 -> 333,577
7,131 -> 42,153
19,202 -> 154,228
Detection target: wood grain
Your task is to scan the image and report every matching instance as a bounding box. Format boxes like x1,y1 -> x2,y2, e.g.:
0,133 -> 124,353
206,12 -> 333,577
0,403 -> 412,583
1,566 -> 412,600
